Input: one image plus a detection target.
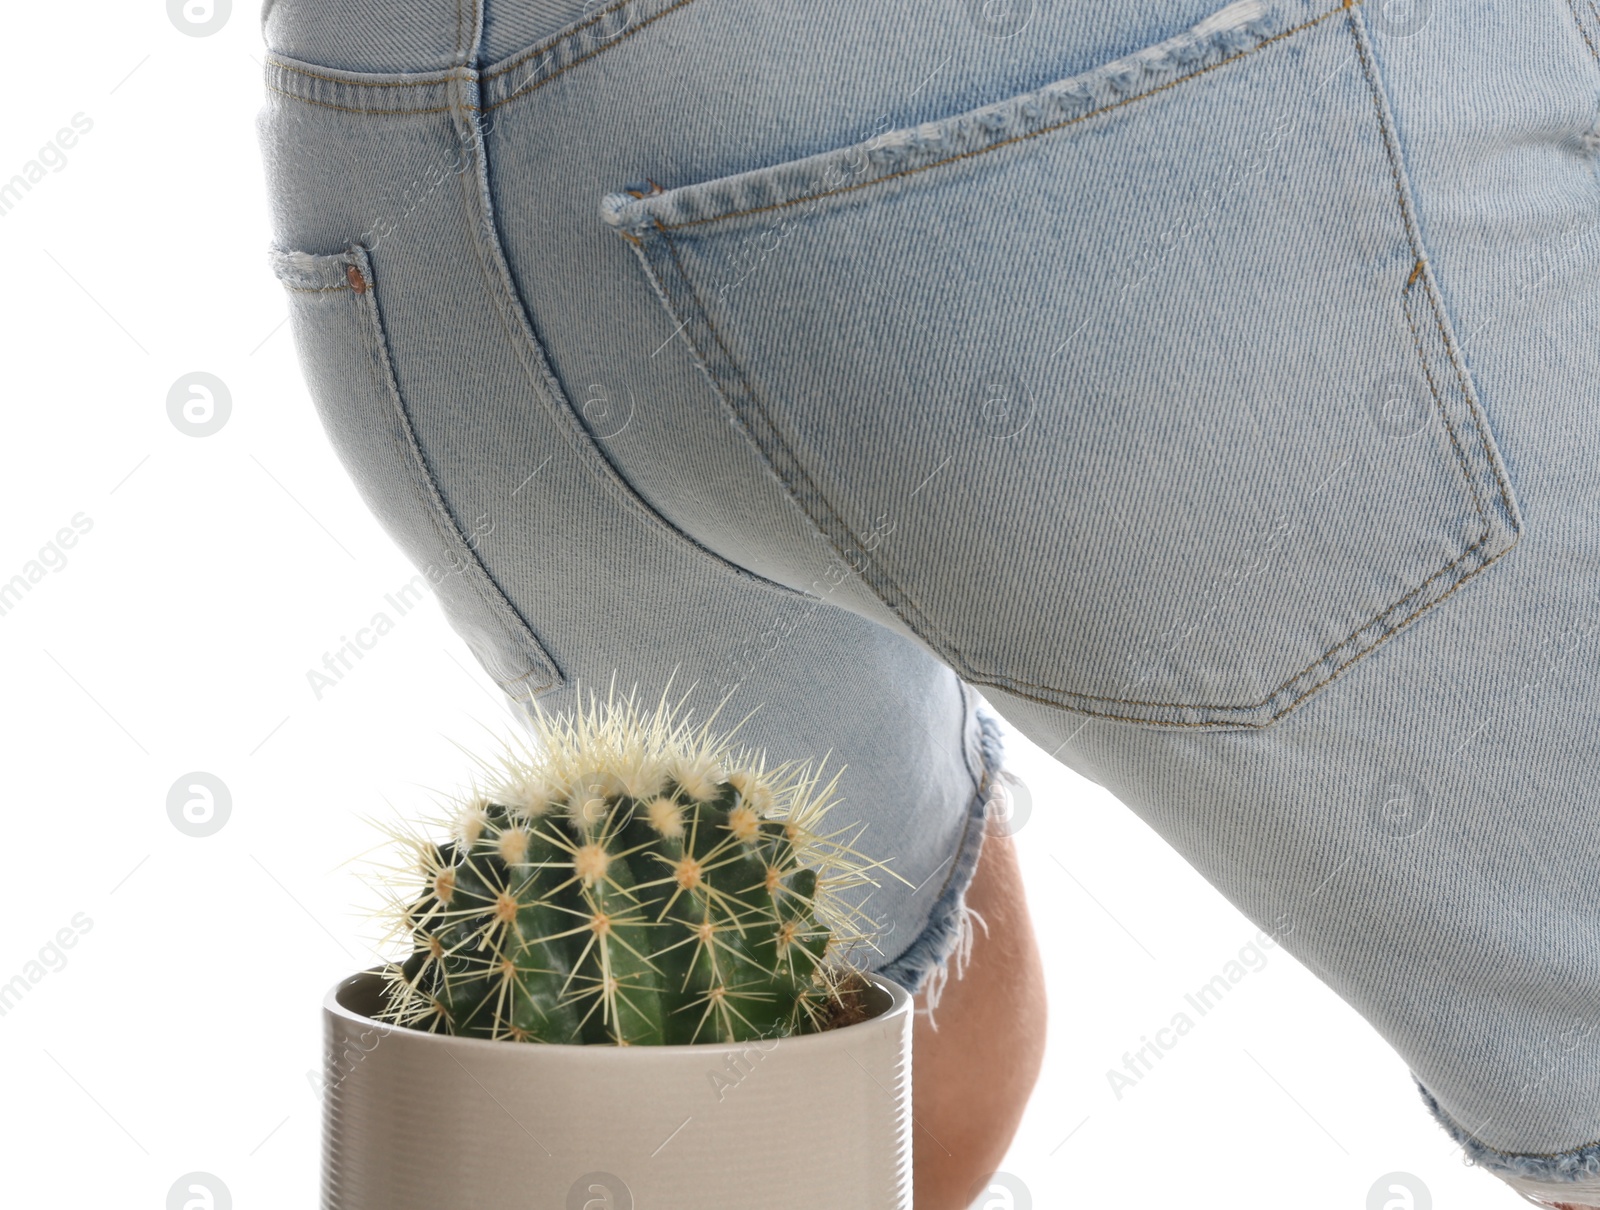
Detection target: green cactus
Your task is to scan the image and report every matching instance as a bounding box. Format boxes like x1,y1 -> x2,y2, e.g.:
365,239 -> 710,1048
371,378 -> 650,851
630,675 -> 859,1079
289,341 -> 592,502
371,683 -> 881,1045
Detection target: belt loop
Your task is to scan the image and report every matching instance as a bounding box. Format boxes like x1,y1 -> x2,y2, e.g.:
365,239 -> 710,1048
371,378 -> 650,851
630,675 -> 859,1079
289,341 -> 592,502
452,0 -> 487,139
455,0 -> 486,68
447,66 -> 485,150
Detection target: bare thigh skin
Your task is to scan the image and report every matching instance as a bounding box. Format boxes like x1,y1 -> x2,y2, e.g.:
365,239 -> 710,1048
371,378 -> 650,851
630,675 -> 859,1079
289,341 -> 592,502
911,826 -> 1048,1209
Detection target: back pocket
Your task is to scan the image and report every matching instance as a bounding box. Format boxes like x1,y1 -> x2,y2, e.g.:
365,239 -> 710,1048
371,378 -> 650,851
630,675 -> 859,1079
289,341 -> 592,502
269,244 -> 565,704
600,0 -> 1519,729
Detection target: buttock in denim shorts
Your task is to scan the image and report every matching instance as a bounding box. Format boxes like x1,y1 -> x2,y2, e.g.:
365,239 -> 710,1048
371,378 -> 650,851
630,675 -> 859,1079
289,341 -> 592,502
260,0 -> 1600,1202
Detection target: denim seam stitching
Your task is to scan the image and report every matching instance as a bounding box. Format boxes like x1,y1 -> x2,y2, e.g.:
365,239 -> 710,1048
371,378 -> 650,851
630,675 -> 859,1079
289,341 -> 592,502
1265,534 -> 1512,719
479,0 -> 639,80
347,244 -> 564,697
648,0 -> 1352,234
265,61 -> 458,86
473,0 -> 675,81
1352,7 -> 1518,530
445,70 -> 826,605
633,0 -> 1517,727
483,0 -> 702,111
1568,0 -> 1600,62
1400,268 -> 1489,525
1422,269 -> 1516,519
954,268 -> 1504,713
1036,530 -> 1514,725
980,530 -> 1499,720
606,228 -> 868,610
263,82 -> 459,115
992,528 -> 1491,707
262,0 -> 695,114
651,216 -> 975,666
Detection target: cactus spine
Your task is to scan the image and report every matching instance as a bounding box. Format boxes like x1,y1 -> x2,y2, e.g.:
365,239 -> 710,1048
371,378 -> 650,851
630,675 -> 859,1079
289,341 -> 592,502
371,684 -> 879,1045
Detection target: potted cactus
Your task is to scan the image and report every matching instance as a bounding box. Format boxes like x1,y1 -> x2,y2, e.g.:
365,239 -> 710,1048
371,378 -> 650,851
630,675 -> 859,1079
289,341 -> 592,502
321,683 -> 914,1209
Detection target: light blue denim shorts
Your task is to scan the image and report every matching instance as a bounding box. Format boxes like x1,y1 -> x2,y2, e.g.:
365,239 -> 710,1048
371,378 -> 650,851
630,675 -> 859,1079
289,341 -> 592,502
260,0 -> 1600,1200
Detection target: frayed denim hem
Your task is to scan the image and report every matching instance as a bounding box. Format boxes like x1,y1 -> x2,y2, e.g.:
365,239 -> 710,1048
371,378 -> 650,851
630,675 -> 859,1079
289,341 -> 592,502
1415,1076 -> 1600,1189
875,703 -> 1008,1025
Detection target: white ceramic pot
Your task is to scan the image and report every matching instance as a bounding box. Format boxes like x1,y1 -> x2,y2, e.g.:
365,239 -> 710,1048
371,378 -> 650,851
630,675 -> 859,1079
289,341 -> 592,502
321,968 -> 914,1209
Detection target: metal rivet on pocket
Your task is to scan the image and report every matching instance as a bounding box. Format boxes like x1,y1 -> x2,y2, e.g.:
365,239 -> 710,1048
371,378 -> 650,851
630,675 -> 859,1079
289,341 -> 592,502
346,264 -> 367,294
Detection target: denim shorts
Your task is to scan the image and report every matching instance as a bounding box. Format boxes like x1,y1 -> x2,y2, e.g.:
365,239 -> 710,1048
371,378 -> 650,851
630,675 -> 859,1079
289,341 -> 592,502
260,0 -> 1600,1201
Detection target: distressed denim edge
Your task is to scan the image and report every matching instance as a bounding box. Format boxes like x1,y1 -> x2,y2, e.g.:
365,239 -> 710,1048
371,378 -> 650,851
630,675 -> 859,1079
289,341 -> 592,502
597,0 -> 1336,236
875,704 -> 1006,1014
1415,1075 -> 1600,1187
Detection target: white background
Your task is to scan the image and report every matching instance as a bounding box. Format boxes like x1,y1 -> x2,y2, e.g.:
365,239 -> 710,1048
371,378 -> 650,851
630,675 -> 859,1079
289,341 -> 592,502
0,2 -> 1534,1208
